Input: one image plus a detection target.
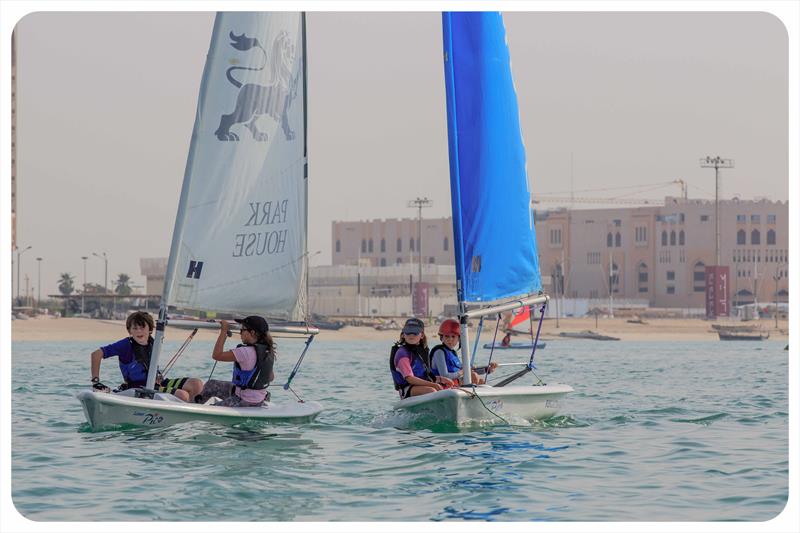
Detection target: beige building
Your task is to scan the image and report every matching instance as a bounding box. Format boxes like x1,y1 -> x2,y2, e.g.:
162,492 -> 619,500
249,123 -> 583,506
536,197 -> 788,309
330,197 -> 788,313
332,217 -> 455,268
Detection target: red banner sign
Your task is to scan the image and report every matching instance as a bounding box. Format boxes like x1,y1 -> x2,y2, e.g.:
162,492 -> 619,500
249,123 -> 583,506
705,266 -> 730,318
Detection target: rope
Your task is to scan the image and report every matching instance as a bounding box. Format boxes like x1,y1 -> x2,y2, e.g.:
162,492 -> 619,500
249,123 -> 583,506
461,385 -> 512,425
160,328 -> 197,378
483,314 -> 502,384
206,360 -> 218,382
470,316 -> 485,367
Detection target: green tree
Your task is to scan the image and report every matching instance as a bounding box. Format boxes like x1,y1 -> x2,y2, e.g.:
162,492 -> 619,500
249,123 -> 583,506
58,273 -> 75,296
115,273 -> 132,296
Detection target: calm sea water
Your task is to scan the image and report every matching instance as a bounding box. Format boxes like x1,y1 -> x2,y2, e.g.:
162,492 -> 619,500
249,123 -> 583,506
11,336 -> 788,521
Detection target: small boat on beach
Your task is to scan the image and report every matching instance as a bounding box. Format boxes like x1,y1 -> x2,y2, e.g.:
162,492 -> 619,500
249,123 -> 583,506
392,12 -> 572,426
78,12 -> 323,430
717,330 -> 770,341
559,330 -> 620,341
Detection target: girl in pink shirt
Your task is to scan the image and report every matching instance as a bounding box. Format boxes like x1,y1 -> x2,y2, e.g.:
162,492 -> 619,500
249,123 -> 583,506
200,316 -> 275,407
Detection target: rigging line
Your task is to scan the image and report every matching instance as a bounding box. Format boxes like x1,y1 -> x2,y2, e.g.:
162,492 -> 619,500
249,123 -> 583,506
540,180 -> 679,196
206,360 -> 218,383
470,316 -> 485,367
283,334 -> 315,391
160,328 -> 198,377
484,313 -> 502,384
285,384 -> 305,403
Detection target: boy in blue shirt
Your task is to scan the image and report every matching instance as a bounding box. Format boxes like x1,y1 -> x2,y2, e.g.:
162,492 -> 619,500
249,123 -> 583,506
89,311 -> 203,402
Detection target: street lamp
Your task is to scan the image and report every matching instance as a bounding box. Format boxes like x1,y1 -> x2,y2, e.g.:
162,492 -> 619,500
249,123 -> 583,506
36,257 -> 42,310
15,245 -> 32,306
81,255 -> 88,315
93,251 -> 108,293
407,197 -> 432,284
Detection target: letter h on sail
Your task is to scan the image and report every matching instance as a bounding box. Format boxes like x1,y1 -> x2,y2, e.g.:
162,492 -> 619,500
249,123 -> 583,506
186,260 -> 204,279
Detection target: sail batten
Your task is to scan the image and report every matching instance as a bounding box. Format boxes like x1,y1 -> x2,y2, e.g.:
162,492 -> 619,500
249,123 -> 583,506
442,12 -> 542,305
165,12 -> 307,321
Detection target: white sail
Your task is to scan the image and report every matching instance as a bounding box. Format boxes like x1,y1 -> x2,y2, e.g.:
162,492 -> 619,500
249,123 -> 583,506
166,12 -> 307,321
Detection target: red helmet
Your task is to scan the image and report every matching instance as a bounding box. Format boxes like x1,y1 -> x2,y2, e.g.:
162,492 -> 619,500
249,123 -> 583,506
438,319 -> 461,337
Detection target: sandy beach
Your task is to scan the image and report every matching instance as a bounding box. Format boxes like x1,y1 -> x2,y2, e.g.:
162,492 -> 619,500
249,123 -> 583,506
11,315 -> 788,343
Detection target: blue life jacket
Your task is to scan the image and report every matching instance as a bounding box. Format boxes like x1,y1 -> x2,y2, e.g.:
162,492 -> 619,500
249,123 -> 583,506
389,343 -> 432,390
119,337 -> 153,386
429,344 -> 461,377
231,343 -> 274,391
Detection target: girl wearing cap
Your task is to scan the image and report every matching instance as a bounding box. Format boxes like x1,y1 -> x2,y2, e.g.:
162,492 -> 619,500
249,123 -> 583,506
196,316 -> 276,407
430,318 -> 498,386
389,317 -> 451,398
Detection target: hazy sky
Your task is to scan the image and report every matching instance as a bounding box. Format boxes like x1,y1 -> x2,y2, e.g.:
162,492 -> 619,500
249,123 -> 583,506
10,9 -> 790,298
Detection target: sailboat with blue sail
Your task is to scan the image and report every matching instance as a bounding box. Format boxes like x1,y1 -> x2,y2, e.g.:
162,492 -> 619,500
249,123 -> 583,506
77,12 -> 323,430
393,12 -> 573,425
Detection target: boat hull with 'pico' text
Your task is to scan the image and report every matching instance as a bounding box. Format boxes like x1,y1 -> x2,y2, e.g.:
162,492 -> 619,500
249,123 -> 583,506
77,389 -> 323,431
392,383 -> 573,426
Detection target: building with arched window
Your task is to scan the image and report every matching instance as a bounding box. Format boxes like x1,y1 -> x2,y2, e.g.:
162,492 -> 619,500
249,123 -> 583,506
326,197 -> 787,312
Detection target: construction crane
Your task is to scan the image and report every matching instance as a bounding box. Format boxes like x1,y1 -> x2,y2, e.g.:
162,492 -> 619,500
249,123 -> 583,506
533,179 -> 687,206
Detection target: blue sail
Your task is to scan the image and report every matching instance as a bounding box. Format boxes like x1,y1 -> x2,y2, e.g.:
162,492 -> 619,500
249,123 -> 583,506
442,12 -> 541,304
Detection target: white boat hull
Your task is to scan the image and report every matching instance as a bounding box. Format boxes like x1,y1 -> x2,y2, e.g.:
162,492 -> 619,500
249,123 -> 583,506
77,389 -> 323,430
392,383 -> 573,426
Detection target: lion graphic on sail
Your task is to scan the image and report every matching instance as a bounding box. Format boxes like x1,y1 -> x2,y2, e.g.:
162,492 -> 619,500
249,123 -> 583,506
215,30 -> 299,142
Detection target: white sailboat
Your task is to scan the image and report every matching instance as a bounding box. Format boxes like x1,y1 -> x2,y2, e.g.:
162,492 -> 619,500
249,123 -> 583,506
78,12 -> 323,430
393,12 -> 573,426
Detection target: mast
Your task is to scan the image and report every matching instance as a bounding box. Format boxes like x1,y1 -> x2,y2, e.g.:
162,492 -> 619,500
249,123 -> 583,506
146,14 -> 224,391
302,12 -> 310,323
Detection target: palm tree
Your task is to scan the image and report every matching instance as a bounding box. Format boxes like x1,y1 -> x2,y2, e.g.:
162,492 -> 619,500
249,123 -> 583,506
115,273 -> 132,296
58,273 -> 75,296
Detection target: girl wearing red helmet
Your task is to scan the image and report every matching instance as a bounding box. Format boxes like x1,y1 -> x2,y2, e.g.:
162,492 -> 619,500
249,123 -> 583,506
430,318 -> 497,385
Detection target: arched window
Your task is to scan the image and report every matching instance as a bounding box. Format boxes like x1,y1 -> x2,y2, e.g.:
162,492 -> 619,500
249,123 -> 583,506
607,233 -> 613,247
380,258 -> 386,267
679,230 -> 685,246
737,229 -> 746,245
396,257 -> 402,264
396,238 -> 402,252
615,232 -> 621,247
429,257 -> 435,264
443,237 -> 449,251
637,262 -> 648,293
361,239 -> 367,254
410,238 -> 415,252
751,229 -> 760,245
693,261 -> 706,292
670,231 -> 676,246
368,239 -> 374,253
335,240 -> 341,253
767,229 -> 776,245
661,231 -> 668,246
380,238 -> 386,253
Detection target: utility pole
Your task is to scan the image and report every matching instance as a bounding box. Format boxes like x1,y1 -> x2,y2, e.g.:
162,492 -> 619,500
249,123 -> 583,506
700,156 -> 734,265
36,257 -> 42,310
407,197 -> 432,285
